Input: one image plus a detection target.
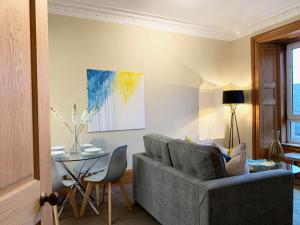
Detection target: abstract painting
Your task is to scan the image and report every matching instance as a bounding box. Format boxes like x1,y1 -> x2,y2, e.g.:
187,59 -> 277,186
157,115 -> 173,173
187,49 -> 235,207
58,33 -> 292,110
87,69 -> 145,132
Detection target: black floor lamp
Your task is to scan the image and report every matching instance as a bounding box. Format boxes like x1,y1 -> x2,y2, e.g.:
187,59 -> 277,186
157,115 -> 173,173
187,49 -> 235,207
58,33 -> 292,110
223,90 -> 245,148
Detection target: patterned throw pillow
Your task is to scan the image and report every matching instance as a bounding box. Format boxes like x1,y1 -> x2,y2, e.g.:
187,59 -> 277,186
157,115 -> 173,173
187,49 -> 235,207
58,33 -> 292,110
214,143 -> 249,176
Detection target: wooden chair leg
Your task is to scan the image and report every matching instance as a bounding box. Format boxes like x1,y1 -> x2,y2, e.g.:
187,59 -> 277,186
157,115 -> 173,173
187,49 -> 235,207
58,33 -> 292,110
80,182 -> 93,217
96,184 -> 100,207
108,182 -> 112,225
68,188 -> 79,218
53,205 -> 60,225
101,183 -> 106,205
119,182 -> 132,211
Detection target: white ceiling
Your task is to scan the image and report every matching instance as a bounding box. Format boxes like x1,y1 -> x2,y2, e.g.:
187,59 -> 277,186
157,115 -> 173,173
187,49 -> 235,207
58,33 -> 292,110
48,0 -> 300,41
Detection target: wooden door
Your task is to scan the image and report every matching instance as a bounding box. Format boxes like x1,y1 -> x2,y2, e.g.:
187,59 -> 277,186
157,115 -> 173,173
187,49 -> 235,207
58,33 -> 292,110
0,0 -> 51,225
256,44 -> 281,158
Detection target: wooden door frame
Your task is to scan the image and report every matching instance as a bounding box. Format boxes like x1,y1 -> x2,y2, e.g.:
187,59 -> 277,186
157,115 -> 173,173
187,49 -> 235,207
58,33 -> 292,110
252,20 -> 300,159
30,0 -> 52,223
33,0 -> 52,224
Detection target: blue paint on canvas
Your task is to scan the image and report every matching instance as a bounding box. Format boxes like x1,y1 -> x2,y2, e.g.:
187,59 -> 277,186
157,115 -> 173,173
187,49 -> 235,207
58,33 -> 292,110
87,69 -> 116,111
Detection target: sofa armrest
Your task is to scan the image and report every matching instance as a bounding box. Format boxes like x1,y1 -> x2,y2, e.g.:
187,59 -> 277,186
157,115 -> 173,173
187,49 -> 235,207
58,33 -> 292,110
133,153 -> 170,220
133,152 -> 203,225
198,169 -> 293,225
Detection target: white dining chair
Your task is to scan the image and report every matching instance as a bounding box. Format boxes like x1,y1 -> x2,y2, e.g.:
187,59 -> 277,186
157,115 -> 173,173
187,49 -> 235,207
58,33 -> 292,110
72,140 -> 110,204
79,145 -> 132,225
51,156 -> 79,223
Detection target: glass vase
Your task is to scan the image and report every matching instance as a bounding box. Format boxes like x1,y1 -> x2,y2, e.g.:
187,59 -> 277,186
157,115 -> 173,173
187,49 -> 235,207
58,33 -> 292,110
268,130 -> 284,163
67,132 -> 82,153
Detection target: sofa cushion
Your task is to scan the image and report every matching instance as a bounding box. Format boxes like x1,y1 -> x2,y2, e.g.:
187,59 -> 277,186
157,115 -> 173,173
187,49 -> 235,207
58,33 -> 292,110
143,133 -> 172,166
168,139 -> 226,180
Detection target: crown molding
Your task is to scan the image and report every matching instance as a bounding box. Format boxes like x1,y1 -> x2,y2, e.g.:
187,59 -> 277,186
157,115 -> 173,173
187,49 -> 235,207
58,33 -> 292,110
48,1 -> 300,41
47,1 -> 233,41
230,3 -> 300,40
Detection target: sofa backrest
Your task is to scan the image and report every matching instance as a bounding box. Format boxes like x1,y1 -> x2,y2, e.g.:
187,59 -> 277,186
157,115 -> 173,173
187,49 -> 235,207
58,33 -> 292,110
168,139 -> 226,180
143,133 -> 173,166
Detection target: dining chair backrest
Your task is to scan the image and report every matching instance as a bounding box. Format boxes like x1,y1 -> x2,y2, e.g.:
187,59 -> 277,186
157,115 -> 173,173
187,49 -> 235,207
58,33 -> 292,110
88,138 -> 109,173
74,154 -> 110,175
51,158 -> 65,192
73,137 -> 109,175
90,138 -> 107,149
104,145 -> 127,182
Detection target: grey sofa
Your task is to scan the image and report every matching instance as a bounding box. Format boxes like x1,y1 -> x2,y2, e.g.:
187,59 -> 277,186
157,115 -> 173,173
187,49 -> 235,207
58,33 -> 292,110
133,134 -> 293,225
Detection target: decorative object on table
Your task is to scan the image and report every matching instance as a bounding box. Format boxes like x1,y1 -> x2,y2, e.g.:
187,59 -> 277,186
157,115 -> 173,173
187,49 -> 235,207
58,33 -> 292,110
214,143 -> 249,176
50,104 -> 97,152
268,130 -> 284,163
51,146 -> 65,151
51,151 -> 65,156
222,90 -> 244,148
82,147 -> 103,155
87,69 -> 145,132
248,159 -> 282,173
80,143 -> 94,149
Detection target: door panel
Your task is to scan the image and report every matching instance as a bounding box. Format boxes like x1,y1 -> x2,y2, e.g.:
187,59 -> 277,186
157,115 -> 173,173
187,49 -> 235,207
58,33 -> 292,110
0,0 -> 51,224
0,181 -> 40,225
0,0 -> 34,190
258,44 -> 280,158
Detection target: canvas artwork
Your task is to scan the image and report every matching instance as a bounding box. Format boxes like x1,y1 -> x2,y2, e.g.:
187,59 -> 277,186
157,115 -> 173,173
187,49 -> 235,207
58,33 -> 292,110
87,69 -> 145,132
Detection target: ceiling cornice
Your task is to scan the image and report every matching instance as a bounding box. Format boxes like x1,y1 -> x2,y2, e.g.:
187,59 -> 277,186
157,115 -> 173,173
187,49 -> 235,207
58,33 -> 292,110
48,1 -> 300,41
230,3 -> 300,40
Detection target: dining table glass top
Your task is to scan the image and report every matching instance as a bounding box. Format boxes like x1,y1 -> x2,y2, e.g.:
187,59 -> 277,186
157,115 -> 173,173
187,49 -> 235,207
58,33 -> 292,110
52,150 -> 110,162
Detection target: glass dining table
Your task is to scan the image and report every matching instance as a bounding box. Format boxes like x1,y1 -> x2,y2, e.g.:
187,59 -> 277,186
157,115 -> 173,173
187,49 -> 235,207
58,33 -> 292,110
52,150 -> 110,215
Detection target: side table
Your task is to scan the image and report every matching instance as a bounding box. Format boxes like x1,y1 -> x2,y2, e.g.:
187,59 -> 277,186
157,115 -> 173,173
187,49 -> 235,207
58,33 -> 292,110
284,152 -> 300,164
248,159 -> 300,174
248,159 -> 281,173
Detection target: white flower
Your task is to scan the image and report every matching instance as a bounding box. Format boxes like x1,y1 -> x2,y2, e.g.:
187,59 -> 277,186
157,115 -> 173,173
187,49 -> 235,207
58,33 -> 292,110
50,105 -> 98,138
80,109 -> 89,124
50,107 -> 66,123
87,107 -> 97,122
72,104 -> 78,126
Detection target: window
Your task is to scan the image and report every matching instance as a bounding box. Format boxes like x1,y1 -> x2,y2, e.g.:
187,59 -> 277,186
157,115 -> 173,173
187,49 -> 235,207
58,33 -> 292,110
287,42 -> 300,143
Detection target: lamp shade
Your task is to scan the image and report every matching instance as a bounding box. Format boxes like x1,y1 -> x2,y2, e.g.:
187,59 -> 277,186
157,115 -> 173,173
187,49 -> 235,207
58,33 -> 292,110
222,90 -> 244,104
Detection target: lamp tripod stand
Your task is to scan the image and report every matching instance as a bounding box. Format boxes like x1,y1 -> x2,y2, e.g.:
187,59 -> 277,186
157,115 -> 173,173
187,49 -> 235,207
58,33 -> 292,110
228,104 -> 241,148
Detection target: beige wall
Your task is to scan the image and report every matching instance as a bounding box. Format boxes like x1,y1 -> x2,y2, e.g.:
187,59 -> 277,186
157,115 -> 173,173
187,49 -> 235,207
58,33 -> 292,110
226,36 -> 252,157
49,14 -> 231,167
49,13 -> 300,164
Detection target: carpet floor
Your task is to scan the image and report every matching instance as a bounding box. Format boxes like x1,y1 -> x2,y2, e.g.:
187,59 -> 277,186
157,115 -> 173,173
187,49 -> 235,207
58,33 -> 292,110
60,185 -> 300,225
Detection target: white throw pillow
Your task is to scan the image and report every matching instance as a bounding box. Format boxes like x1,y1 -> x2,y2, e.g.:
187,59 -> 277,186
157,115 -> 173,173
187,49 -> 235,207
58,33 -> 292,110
215,143 -> 250,176
226,150 -> 249,176
215,143 -> 246,158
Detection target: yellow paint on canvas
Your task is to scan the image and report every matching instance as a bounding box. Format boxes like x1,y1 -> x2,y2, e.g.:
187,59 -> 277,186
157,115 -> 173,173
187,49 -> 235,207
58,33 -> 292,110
113,71 -> 143,103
